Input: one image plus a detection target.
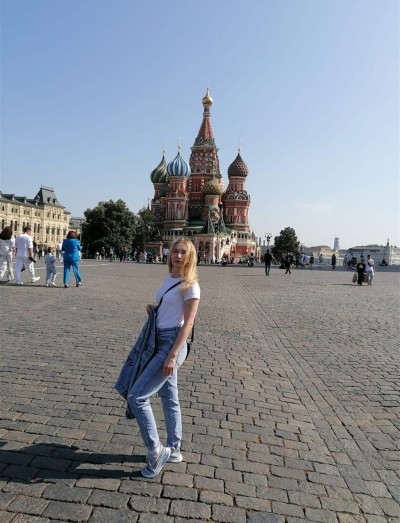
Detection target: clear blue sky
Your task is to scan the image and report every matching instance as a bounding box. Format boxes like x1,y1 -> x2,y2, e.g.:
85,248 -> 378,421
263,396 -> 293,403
1,0 -> 398,249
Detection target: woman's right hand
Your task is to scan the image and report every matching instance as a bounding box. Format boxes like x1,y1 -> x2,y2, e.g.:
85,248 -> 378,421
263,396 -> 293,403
146,304 -> 152,315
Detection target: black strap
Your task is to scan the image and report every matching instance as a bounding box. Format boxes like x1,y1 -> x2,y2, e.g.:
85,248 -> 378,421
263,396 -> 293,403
157,280 -> 182,310
157,280 -> 195,358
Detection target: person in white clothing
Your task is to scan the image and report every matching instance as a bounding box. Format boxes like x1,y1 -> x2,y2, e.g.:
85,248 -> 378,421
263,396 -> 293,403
15,226 -> 40,285
365,254 -> 375,285
0,226 -> 15,282
45,247 -> 57,286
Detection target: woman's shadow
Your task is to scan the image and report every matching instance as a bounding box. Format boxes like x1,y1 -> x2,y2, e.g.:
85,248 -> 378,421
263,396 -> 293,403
0,440 -> 145,483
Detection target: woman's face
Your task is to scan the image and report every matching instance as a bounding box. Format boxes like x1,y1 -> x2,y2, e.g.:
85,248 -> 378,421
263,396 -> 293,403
171,242 -> 187,270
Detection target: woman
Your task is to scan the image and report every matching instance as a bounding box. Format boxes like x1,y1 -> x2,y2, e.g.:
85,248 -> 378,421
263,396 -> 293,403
0,226 -> 15,282
62,231 -> 82,288
128,237 -> 200,478
356,257 -> 366,286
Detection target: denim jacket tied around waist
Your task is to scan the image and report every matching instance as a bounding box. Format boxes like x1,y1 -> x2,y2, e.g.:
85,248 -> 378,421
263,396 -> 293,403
114,306 -> 158,418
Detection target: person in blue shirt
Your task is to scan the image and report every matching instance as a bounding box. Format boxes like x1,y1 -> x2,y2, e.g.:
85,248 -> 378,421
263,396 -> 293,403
62,230 -> 82,288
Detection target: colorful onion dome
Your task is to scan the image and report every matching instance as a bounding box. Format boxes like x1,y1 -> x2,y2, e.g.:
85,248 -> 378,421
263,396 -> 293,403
227,151 -> 248,178
202,88 -> 213,105
203,176 -> 223,196
150,151 -> 168,183
167,149 -> 191,177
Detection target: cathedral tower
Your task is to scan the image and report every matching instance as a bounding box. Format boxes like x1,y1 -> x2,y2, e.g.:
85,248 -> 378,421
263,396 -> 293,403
222,150 -> 251,232
163,148 -> 190,229
188,89 -> 222,221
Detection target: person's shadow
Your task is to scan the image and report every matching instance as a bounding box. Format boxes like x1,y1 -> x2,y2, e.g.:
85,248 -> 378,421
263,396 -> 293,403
0,441 -> 145,482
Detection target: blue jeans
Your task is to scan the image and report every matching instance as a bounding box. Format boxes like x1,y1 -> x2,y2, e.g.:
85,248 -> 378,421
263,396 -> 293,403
63,259 -> 82,285
128,327 -> 187,452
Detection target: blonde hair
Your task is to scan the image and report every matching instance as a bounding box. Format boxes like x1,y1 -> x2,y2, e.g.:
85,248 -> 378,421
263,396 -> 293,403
168,237 -> 198,291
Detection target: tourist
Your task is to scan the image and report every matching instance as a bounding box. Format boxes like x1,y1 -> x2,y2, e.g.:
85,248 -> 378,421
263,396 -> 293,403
62,231 -> 82,288
0,226 -> 15,282
162,246 -> 169,264
331,253 -> 337,269
309,255 -> 314,269
56,242 -> 63,262
284,253 -> 292,275
365,254 -> 375,285
15,226 -> 40,285
115,237 -> 200,478
45,247 -> 57,286
264,249 -> 272,276
356,257 -> 366,286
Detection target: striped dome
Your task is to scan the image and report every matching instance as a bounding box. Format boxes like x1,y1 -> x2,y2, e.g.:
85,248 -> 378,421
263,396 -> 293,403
150,152 -> 168,183
167,150 -> 191,177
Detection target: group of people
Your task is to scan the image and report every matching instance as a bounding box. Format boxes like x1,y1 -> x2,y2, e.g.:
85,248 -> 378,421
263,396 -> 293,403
355,254 -> 375,285
0,226 -> 83,288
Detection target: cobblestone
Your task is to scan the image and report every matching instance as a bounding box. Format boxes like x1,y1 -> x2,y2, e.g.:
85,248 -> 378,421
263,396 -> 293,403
1,262 -> 399,521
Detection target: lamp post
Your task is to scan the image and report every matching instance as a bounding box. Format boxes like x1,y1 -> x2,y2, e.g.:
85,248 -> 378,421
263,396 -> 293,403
265,233 -> 272,248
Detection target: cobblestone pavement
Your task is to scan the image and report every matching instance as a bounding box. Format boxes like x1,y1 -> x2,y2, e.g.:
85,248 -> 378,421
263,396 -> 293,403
1,261 -> 399,523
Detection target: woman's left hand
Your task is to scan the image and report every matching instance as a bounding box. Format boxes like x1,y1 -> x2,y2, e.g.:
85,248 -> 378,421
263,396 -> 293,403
163,354 -> 176,376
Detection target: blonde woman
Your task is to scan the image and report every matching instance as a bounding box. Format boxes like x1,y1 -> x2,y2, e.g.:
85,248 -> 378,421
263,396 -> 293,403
129,237 -> 200,478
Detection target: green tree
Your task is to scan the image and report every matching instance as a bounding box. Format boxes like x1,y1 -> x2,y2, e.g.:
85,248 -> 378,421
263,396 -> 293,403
83,200 -> 137,255
272,227 -> 300,264
134,207 -> 161,249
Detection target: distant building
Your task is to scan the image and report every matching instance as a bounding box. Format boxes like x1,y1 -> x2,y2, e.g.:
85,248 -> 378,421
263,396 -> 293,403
347,240 -> 400,265
302,245 -> 335,259
0,186 -> 70,247
69,217 -> 85,238
334,237 -> 340,251
148,89 -> 257,262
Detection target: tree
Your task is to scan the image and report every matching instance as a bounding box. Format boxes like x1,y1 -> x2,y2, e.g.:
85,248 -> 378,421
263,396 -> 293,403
83,200 -> 137,255
134,207 -> 161,249
272,227 -> 300,264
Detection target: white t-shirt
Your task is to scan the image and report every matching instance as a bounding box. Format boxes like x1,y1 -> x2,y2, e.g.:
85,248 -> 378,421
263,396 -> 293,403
155,274 -> 200,329
15,233 -> 33,258
365,257 -> 375,272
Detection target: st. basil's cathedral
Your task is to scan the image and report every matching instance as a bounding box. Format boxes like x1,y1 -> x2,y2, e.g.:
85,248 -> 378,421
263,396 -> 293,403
148,89 -> 257,262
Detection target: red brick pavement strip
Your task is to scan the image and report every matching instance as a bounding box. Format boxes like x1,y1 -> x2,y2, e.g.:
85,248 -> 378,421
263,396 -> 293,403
0,261 -> 399,522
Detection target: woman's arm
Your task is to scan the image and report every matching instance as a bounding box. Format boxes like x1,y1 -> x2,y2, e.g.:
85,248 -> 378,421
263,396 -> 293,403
163,297 -> 199,376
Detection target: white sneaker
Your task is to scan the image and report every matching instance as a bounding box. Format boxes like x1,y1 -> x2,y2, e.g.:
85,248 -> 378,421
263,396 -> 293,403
31,277 -> 40,283
168,448 -> 183,463
15,281 -> 23,285
50,282 -> 56,287
141,444 -> 171,478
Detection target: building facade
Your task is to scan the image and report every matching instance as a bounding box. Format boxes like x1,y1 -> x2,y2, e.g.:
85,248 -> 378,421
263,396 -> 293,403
149,90 -> 257,262
0,186 -> 70,248
347,241 -> 400,265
